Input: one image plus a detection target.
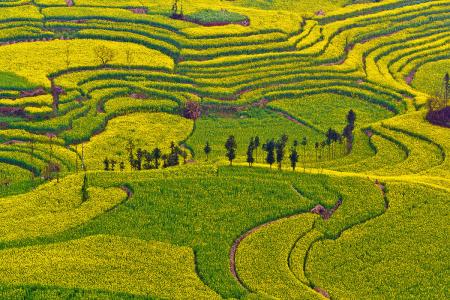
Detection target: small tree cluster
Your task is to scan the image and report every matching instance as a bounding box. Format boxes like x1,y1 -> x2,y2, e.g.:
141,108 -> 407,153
104,141 -> 188,171
183,101 -> 201,120
171,0 -> 184,18
103,158 -> 125,171
242,136 -> 261,167
42,161 -> 61,181
342,109 -> 356,154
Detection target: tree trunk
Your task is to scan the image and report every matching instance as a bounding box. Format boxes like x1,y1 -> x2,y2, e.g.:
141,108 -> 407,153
50,78 -> 60,114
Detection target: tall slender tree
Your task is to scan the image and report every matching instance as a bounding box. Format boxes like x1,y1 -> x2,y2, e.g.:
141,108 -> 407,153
275,134 -> 288,170
143,151 -> 153,170
289,145 -> 299,171
204,142 -> 211,161
110,159 -> 117,171
444,72 -> 449,106
167,143 -> 181,167
332,131 -> 341,159
81,173 -> 88,202
135,148 -> 144,170
263,139 -> 276,169
320,141 -> 326,161
103,158 -> 110,171
225,135 -> 237,166
326,128 -> 333,159
301,137 -> 307,171
246,138 -> 255,167
254,136 -> 260,162
314,142 -> 319,161
180,149 -> 188,164
152,148 -> 162,169
347,109 -> 356,127
126,139 -> 135,170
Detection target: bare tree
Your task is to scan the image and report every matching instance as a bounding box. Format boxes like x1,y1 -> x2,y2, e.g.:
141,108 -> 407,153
94,45 -> 116,66
125,49 -> 134,67
64,45 -> 71,69
444,72 -> 449,106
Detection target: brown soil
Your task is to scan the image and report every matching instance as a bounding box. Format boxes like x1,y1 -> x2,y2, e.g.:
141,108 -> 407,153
275,111 -> 305,127
405,69 -> 416,85
314,287 -> 330,298
426,107 -> 450,128
322,56 -> 346,66
129,7 -> 148,14
311,198 -> 342,220
172,15 -> 250,27
120,186 -> 133,198
19,88 -> 46,98
2,140 -> 26,145
315,10 -> 326,16
130,93 -> 148,99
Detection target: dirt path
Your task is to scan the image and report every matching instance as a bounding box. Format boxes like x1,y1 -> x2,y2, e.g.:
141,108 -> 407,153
405,69 -> 416,85
120,185 -> 133,199
229,185 -> 320,291
230,212 -> 312,290
267,108 -> 322,133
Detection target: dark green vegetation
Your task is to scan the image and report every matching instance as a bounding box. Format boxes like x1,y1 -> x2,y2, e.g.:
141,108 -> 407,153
0,72 -> 35,90
185,9 -> 249,25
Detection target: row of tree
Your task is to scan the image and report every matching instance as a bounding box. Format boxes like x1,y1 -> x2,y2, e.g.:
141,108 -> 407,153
218,110 -> 357,170
103,141 -> 188,171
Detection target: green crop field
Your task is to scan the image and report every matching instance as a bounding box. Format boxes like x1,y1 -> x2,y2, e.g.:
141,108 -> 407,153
0,0 -> 448,299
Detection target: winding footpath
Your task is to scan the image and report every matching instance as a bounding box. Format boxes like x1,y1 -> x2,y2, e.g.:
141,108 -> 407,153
229,178 -> 394,299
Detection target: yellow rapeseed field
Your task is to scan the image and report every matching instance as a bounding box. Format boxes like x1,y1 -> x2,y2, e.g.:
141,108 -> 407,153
0,39 -> 174,87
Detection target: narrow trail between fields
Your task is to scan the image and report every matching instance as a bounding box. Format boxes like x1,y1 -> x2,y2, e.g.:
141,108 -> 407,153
230,177 -> 393,298
405,69 -> 416,85
300,180 -> 391,299
229,210 -> 312,291
229,183 -> 339,296
229,217 -> 277,290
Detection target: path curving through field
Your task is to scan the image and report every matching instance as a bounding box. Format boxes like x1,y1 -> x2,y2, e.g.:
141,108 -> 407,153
299,180 -> 391,298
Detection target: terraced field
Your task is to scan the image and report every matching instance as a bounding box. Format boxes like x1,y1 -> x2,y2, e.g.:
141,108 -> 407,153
0,0 -> 448,299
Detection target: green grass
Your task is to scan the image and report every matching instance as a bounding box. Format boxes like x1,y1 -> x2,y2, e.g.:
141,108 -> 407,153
187,108 -> 323,162
185,9 -> 249,25
268,93 -> 394,132
412,59 -> 449,96
306,183 -> 449,299
236,213 -> 322,299
0,163 -> 40,197
0,72 -> 35,90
